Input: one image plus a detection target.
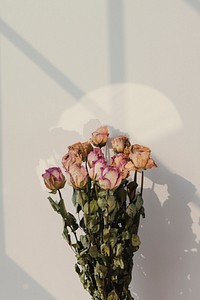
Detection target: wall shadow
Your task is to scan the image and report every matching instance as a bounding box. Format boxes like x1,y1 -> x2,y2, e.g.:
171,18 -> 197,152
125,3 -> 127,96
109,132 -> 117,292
132,159 -> 200,300
185,0 -> 200,13
107,0 -> 125,83
0,44 -> 56,300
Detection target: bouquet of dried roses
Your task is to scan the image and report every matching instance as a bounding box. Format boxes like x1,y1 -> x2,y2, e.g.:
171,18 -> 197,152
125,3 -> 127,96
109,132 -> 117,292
42,126 -> 157,300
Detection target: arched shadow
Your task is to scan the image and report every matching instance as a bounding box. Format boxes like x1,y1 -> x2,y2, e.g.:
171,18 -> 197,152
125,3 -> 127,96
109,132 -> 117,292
132,159 -> 200,299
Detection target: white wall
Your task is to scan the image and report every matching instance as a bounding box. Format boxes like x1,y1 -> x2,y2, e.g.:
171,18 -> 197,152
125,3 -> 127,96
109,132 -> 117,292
1,1 -> 200,299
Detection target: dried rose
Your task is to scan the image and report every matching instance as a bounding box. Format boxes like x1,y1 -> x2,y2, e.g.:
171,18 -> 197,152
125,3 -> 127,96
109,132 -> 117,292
87,148 -> 105,168
42,167 -> 65,191
98,166 -> 122,190
91,126 -> 109,147
110,153 -> 129,179
68,141 -> 93,161
62,152 -> 82,171
111,135 -> 130,153
129,144 -> 157,170
65,163 -> 88,189
88,158 -> 107,180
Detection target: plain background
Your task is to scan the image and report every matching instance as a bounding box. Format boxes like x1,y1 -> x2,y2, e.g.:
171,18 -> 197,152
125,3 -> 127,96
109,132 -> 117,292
1,1 -> 200,299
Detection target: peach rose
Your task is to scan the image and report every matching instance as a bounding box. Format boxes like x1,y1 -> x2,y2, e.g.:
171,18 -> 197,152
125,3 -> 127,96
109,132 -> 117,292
110,153 -> 129,179
65,163 -> 88,189
129,144 -> 157,170
68,141 -> 93,161
111,135 -> 130,153
91,126 -> 109,147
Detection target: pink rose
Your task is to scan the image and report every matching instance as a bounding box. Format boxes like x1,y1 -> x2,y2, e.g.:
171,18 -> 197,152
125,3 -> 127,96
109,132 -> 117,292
42,167 -> 65,191
110,153 -> 129,179
88,158 -> 107,180
65,163 -> 88,189
91,126 -> 109,147
111,135 -> 130,153
129,144 -> 157,170
98,166 -> 122,190
87,148 -> 105,168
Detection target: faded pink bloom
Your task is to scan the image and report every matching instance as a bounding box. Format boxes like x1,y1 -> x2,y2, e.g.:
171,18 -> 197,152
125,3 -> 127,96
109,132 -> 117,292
65,163 -> 88,189
111,135 -> 130,153
87,148 -> 105,168
62,152 -> 82,171
98,166 -> 122,190
88,158 -> 107,180
91,126 -> 109,147
129,144 -> 157,170
110,153 -> 129,179
42,167 -> 65,191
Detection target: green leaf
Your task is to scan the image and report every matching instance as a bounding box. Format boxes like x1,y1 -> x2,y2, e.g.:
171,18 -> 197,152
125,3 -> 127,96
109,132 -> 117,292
62,227 -> 71,245
131,234 -> 141,247
94,263 -> 107,279
90,200 -> 99,214
100,243 -> 110,256
75,263 -> 80,275
48,196 -> 60,213
126,203 -> 137,218
107,195 -> 116,213
117,188 -> 127,204
97,197 -> 107,211
121,231 -> 130,240
65,212 -> 79,231
80,235 -> 90,249
115,243 -> 123,256
89,245 -> 99,258
107,290 -> 119,300
98,190 -> 108,198
83,200 -> 98,215
135,193 -> 144,211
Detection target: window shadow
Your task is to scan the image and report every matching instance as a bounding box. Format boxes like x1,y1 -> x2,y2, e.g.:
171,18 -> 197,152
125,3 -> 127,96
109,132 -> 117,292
0,61 -> 56,300
185,0 -> 200,13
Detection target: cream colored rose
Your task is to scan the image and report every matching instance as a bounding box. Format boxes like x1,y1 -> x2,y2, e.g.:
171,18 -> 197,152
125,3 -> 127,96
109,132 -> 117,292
91,126 -> 109,147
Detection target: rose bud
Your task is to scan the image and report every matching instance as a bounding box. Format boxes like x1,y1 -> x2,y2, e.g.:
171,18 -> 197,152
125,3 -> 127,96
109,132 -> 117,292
88,158 -> 107,180
129,144 -> 157,170
87,148 -> 105,168
91,126 -> 109,147
68,141 -> 93,161
98,166 -> 122,190
65,163 -> 88,189
110,153 -> 129,179
111,135 -> 131,153
42,167 -> 66,191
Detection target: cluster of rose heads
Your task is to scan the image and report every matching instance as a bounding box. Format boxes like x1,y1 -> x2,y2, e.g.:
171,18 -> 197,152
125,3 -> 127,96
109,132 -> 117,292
42,126 -> 157,193
42,126 -> 158,300
42,126 -> 157,191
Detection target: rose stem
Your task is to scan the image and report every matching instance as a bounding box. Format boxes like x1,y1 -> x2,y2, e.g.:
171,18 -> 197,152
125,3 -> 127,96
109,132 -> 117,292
140,171 -> 144,196
58,189 -> 79,244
